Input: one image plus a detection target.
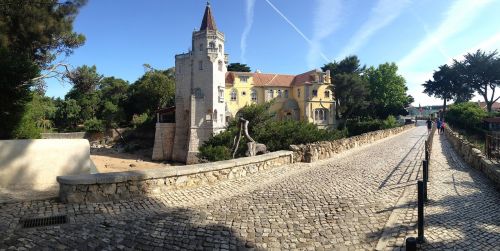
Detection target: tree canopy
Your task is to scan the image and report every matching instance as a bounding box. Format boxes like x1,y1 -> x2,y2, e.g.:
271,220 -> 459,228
458,50 -> 500,112
366,63 -> 413,118
322,56 -> 369,121
227,63 -> 251,72
0,0 -> 87,138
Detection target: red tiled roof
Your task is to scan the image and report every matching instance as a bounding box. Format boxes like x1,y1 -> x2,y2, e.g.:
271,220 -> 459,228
200,3 -> 217,31
253,73 -> 295,87
477,101 -> 500,110
225,69 -> 323,88
484,117 -> 500,123
292,70 -> 316,86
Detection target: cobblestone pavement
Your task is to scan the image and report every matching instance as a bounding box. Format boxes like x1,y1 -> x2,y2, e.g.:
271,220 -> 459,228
0,126 -> 443,250
421,132 -> 500,250
379,130 -> 500,251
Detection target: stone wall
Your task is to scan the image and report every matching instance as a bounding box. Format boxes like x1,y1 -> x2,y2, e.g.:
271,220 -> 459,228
41,132 -> 86,139
290,124 -> 416,163
445,127 -> 500,188
152,123 -> 175,160
58,151 -> 293,203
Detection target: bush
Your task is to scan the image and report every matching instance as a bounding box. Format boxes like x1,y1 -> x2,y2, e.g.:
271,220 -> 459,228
445,102 -> 487,133
198,145 -> 232,162
346,119 -> 384,136
253,120 -> 345,152
198,101 -> 347,161
131,113 -> 149,129
84,117 -> 104,133
382,115 -> 399,129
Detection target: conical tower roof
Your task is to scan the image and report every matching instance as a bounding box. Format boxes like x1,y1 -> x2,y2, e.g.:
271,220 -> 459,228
200,2 -> 217,31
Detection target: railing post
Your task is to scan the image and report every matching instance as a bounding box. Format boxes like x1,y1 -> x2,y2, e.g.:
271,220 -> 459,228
424,140 -> 429,161
423,160 -> 429,202
417,180 -> 425,243
406,237 -> 417,251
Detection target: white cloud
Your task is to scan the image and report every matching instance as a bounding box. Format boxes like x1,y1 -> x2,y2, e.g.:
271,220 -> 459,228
307,0 -> 342,68
336,0 -> 411,60
398,0 -> 494,69
240,0 -> 256,63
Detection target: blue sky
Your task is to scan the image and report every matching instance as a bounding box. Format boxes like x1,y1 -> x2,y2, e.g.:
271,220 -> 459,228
46,0 -> 500,106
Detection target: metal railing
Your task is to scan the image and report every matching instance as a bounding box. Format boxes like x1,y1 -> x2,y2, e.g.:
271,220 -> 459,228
485,133 -> 500,160
407,124 -> 436,249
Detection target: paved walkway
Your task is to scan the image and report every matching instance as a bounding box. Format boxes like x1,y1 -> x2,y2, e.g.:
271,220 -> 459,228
378,130 -> 500,251
0,125 -> 498,250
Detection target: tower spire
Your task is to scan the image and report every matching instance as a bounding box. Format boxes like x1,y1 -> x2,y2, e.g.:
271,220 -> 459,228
200,2 -> 217,31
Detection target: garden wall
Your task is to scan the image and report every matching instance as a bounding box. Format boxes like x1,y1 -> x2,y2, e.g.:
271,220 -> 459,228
445,127 -> 500,188
0,139 -> 91,191
58,150 -> 293,203
290,124 -> 416,163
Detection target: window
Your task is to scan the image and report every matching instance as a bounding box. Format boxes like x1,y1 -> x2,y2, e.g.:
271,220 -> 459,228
218,61 -> 223,71
324,90 -> 330,98
213,109 -> 218,122
297,88 -> 301,98
194,88 -> 203,98
251,89 -> 257,101
218,86 -> 224,102
230,89 -> 237,101
199,43 -> 203,51
199,61 -> 203,70
284,90 -> 289,98
277,89 -> 282,98
209,42 -> 215,48
314,109 -> 328,122
219,44 -> 223,53
312,89 -> 318,97
239,76 -> 249,83
266,89 -> 274,100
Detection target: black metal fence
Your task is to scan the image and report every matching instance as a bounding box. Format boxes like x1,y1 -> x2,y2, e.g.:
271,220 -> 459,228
407,124 -> 436,249
484,133 -> 500,160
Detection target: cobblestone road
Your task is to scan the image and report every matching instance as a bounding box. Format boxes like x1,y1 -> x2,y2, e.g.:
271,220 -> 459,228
1,125 -> 497,250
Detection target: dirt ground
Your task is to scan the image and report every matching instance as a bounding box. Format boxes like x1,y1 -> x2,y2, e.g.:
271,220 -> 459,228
90,148 -> 180,173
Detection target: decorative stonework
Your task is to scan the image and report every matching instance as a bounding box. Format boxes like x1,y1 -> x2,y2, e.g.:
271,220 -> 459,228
290,124 -> 416,163
445,127 -> 500,188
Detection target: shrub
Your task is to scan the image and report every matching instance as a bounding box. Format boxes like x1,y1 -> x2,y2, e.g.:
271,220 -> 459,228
346,119 -> 384,136
131,113 -> 149,129
445,102 -> 487,133
84,117 -> 104,133
198,145 -> 232,162
198,101 -> 348,162
382,115 -> 399,129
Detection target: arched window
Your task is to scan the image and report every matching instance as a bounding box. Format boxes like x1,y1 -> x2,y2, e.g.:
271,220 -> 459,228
277,89 -> 282,98
219,44 -> 223,53
218,60 -> 223,71
324,90 -> 330,98
314,108 -> 328,123
312,89 -> 318,97
213,109 -> 218,122
209,42 -> 215,48
230,89 -> 237,101
251,89 -> 257,101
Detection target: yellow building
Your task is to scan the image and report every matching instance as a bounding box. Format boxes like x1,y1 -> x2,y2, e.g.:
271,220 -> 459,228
225,69 -> 336,129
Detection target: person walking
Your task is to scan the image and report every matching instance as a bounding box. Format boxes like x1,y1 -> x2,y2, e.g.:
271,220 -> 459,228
441,120 -> 446,134
436,118 -> 442,134
426,118 -> 433,134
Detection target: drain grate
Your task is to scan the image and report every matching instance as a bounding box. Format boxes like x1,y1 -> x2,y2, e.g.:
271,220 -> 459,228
20,215 -> 67,228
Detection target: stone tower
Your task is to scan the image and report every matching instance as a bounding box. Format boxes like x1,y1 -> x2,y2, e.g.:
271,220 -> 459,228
171,3 -> 228,164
